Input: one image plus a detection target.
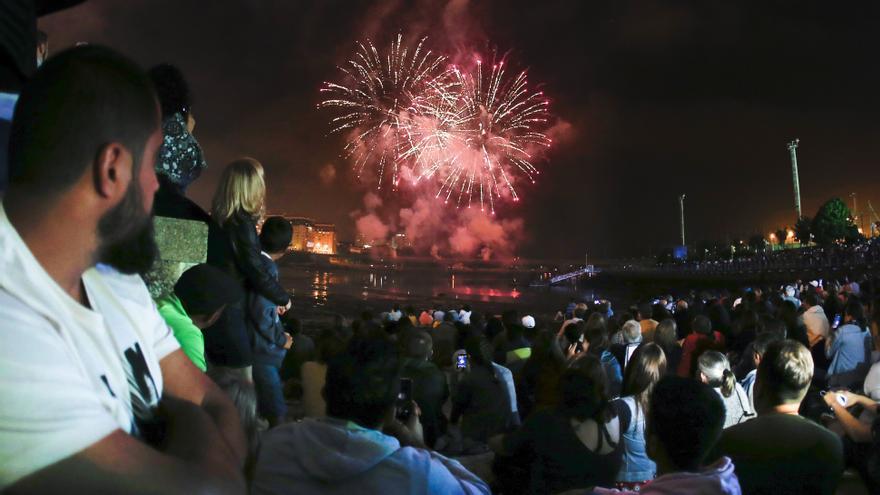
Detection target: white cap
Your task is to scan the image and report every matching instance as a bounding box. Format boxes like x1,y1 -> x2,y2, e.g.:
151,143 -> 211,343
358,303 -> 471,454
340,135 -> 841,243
521,315 -> 536,328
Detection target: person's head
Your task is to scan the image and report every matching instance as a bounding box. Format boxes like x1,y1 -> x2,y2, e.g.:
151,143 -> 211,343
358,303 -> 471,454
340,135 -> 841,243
174,264 -> 244,329
754,340 -> 813,413
647,376 -> 725,473
324,338 -> 400,429
637,302 -> 652,321
573,304 -> 588,320
622,319 -> 642,344
697,351 -> 736,397
147,64 -> 192,122
464,333 -> 493,369
844,298 -> 867,329
622,343 -> 667,413
653,318 -> 678,349
392,303 -> 400,312
207,367 -> 258,459
751,330 -> 783,367
502,309 -> 519,327
211,157 -> 265,223
584,317 -> 609,353
562,354 -> 614,422
803,291 -> 820,308
563,320 -> 586,348
404,330 -> 433,361
259,216 -> 293,257
691,315 -> 714,340
7,45 -> 162,275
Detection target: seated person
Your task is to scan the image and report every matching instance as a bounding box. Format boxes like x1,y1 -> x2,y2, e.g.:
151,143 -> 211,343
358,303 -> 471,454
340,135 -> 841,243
157,263 -> 243,371
825,299 -> 872,388
400,331 -> 449,448
710,340 -> 844,495
251,338 -> 490,495
594,376 -> 741,495
0,46 -> 245,493
451,335 -> 516,443
739,331 -> 783,412
697,351 -> 755,428
489,354 -> 627,494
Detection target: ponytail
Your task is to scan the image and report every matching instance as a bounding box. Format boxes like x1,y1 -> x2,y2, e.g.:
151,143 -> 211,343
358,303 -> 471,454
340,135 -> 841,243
721,369 -> 735,398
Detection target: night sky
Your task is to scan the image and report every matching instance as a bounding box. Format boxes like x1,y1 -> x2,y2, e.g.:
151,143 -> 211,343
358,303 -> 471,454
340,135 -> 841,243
41,1 -> 880,260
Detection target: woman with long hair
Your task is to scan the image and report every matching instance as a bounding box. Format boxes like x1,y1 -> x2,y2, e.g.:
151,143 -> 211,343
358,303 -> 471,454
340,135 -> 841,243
490,354 -> 627,494
653,319 -> 682,375
698,351 -> 754,428
615,343 -> 666,489
451,334 -> 514,443
518,328 -> 566,418
206,158 -> 291,376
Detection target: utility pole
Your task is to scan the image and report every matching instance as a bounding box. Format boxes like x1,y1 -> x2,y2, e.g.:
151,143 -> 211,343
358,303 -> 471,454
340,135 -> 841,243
787,139 -> 802,220
850,192 -> 859,231
679,194 -> 686,246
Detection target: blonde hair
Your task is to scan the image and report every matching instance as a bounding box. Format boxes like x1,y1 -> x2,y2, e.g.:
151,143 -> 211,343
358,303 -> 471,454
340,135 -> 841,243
212,157 -> 266,223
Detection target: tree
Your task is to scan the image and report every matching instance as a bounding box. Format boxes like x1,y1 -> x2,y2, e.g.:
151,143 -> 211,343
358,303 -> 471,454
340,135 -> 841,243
748,234 -> 767,253
812,198 -> 857,245
774,228 -> 787,246
794,216 -> 812,244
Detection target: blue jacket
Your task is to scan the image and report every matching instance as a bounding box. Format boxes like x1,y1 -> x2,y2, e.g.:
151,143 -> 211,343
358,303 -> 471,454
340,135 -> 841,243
251,417 -> 490,495
616,396 -> 656,482
247,253 -> 287,367
827,323 -> 872,377
600,349 -> 623,397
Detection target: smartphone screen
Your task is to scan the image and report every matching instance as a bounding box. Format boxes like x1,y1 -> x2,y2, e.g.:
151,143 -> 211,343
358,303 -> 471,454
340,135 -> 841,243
832,314 -> 842,329
396,378 -> 413,421
456,354 -> 468,369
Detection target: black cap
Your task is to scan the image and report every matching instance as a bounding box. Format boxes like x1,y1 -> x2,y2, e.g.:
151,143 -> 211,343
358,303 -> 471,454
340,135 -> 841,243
174,264 -> 243,316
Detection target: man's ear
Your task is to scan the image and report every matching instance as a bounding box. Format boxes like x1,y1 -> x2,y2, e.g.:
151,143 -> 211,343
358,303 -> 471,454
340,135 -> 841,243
93,143 -> 131,199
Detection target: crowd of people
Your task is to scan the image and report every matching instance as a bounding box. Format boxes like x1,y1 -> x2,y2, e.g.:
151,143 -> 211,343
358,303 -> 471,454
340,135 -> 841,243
2,6 -> 880,495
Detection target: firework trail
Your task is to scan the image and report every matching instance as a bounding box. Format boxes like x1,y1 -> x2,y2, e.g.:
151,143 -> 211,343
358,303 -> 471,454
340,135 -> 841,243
321,37 -> 552,212
318,34 -> 448,189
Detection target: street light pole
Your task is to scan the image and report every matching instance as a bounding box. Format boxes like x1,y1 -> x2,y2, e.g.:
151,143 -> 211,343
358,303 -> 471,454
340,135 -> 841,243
850,192 -> 859,230
679,194 -> 686,246
787,139 -> 802,220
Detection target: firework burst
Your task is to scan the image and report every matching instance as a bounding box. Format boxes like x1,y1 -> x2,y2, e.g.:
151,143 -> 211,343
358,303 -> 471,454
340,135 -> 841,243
318,34 -> 449,189
321,37 -> 552,212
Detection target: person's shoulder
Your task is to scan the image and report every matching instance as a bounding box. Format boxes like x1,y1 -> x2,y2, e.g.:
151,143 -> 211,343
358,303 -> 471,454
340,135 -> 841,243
90,264 -> 153,306
0,289 -> 57,340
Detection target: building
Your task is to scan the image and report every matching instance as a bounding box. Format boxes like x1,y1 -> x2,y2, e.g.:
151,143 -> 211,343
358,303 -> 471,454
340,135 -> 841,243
311,223 -> 337,255
288,217 -> 313,252
283,216 -> 337,255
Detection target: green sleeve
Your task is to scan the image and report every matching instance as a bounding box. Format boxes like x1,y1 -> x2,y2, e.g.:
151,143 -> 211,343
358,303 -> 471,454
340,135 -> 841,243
156,295 -> 207,372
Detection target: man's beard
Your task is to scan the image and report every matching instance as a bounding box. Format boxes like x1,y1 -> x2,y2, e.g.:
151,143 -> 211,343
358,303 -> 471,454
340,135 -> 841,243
96,180 -> 159,275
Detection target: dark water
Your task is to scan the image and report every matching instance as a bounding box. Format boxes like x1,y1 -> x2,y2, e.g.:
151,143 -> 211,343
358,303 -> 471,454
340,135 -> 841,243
277,260 -> 606,317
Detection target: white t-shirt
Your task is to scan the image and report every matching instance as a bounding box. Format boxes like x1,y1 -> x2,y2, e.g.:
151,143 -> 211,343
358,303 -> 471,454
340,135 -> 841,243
0,206 -> 179,488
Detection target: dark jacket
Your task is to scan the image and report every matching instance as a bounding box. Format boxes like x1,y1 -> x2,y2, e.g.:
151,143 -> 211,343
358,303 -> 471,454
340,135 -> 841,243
212,210 -> 289,306
248,253 -> 288,367
400,358 -> 449,448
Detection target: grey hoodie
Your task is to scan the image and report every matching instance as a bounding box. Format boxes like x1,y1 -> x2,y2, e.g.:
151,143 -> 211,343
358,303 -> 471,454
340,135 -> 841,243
251,417 -> 490,495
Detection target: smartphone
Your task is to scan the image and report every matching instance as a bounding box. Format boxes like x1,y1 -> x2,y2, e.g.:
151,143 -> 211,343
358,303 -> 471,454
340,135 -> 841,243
832,314 -> 842,329
396,378 -> 413,422
456,353 -> 468,370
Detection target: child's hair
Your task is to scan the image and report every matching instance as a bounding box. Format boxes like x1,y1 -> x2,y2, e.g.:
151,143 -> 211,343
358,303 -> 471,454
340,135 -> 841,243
259,216 -> 293,254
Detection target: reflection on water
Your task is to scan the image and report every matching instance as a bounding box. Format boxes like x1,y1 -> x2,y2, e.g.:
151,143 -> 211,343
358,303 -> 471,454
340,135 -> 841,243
280,263 -> 590,313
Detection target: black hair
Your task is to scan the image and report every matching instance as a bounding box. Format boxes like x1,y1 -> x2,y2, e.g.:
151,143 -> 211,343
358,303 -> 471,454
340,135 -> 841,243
316,330 -> 347,364
148,63 -> 191,119
845,298 -> 868,331
752,331 -> 783,358
649,376 -> 725,471
259,216 -> 293,254
562,354 -> 615,423
324,338 -> 400,429
804,291 -> 821,307
9,45 -> 159,195
692,315 -> 714,341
